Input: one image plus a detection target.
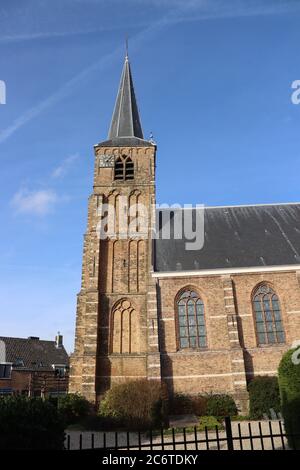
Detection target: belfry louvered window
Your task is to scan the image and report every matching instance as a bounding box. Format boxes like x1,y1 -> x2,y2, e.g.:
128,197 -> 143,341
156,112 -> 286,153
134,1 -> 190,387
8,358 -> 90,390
177,290 -> 207,349
252,285 -> 285,345
114,157 -> 124,180
125,157 -> 134,180
114,155 -> 134,181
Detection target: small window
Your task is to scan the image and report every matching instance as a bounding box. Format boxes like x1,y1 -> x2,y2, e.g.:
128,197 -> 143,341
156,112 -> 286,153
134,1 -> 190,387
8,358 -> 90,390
0,363 -> 12,379
53,366 -> 66,378
14,358 -> 24,367
0,388 -> 12,395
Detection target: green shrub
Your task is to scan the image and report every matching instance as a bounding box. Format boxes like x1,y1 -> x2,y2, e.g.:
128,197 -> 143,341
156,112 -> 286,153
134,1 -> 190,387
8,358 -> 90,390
278,348 -> 300,449
191,395 -> 208,416
151,415 -> 224,437
57,393 -> 90,425
206,394 -> 237,418
169,394 -> 208,416
198,415 -> 222,431
231,415 -> 249,421
248,376 -> 281,419
169,393 -> 236,418
0,396 -> 65,450
169,393 -> 194,414
98,379 -> 167,429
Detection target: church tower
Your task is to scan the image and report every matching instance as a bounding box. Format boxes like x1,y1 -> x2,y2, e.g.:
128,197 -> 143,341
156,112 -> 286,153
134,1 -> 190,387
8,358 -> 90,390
69,54 -> 160,403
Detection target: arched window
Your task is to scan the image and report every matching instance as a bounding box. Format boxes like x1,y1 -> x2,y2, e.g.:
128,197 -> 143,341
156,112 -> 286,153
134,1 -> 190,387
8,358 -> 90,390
176,290 -> 207,349
252,285 -> 285,345
114,155 -> 134,181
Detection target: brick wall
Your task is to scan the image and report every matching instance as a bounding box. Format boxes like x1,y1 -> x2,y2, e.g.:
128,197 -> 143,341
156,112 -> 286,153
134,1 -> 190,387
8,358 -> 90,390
0,369 -> 68,395
156,269 -> 300,411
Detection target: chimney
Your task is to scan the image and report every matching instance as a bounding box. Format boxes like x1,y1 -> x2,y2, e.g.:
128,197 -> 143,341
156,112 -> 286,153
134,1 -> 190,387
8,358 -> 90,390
55,332 -> 63,348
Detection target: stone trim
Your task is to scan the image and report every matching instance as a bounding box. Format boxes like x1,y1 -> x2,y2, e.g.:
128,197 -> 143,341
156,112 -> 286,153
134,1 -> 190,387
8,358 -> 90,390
153,265 -> 300,278
162,372 -> 246,379
246,370 -> 277,376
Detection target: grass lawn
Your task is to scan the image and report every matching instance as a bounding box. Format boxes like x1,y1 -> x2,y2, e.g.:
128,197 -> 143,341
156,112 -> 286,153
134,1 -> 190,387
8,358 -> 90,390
148,416 -> 224,437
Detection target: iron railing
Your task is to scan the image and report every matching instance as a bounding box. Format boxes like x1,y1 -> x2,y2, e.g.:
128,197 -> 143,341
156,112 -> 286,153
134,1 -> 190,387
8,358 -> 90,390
65,417 -> 299,451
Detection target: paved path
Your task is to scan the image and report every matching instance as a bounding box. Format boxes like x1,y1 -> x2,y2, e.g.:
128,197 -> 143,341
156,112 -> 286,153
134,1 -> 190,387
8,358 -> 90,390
65,420 -> 289,451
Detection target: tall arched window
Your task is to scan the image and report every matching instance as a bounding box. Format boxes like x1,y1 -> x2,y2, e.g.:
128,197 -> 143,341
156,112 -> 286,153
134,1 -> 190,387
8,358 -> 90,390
252,285 -> 285,345
177,290 -> 207,349
110,299 -> 139,353
114,155 -> 134,181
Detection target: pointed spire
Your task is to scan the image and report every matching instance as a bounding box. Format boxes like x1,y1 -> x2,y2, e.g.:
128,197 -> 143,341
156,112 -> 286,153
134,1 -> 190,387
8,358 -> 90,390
108,54 -> 144,140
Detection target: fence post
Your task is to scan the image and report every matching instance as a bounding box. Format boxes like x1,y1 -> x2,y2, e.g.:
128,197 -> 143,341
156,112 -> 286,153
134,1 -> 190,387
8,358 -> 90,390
225,416 -> 234,451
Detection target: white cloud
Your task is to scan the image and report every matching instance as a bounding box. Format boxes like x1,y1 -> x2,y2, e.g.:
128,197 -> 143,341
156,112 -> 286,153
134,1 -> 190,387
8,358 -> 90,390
10,154 -> 76,217
51,153 -> 79,179
11,188 -> 59,216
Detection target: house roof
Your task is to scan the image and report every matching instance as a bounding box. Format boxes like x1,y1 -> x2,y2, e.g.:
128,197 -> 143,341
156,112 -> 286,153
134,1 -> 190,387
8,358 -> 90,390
0,336 -> 69,371
154,203 -> 300,272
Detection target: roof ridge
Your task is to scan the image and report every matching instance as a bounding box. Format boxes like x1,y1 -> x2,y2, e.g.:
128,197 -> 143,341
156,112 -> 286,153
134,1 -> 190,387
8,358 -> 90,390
156,202 -> 300,210
205,202 -> 300,209
0,335 -> 55,343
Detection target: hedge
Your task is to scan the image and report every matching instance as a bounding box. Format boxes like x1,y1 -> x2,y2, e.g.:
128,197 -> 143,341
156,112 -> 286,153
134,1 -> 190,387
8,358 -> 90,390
0,396 -> 65,450
206,394 -> 237,418
57,393 -> 90,425
169,393 -> 208,416
248,376 -> 281,419
278,348 -> 300,449
169,393 -> 236,418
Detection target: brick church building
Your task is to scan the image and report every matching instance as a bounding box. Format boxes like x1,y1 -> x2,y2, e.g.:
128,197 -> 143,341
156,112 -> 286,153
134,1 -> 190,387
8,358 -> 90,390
69,54 -> 300,412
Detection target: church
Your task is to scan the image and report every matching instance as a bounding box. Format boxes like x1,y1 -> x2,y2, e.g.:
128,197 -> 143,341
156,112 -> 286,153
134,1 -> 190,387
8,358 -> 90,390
69,54 -> 300,412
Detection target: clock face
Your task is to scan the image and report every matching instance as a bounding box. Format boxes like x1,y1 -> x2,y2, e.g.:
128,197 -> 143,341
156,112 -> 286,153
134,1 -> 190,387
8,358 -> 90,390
99,154 -> 115,168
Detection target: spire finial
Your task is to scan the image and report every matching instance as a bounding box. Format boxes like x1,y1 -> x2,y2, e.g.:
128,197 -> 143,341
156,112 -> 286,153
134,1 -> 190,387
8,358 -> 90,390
125,35 -> 129,60
149,131 -> 156,145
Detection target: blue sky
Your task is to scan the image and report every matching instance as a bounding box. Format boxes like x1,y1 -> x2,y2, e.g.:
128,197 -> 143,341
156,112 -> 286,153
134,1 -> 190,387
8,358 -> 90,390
0,0 -> 300,352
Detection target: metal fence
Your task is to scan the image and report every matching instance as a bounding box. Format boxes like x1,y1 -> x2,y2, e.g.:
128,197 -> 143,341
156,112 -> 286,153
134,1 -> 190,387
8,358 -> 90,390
65,417 -> 299,451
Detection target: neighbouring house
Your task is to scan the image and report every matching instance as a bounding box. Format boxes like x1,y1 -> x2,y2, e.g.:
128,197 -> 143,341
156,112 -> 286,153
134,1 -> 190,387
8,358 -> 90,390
0,334 -> 69,397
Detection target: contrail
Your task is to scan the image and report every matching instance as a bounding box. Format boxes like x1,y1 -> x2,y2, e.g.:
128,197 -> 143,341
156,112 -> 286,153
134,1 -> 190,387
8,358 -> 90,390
0,5 -> 187,145
0,45 -> 123,144
0,0 -> 298,145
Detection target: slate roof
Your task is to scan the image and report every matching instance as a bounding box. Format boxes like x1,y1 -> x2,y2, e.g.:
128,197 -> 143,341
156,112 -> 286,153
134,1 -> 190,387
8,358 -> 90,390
108,55 -> 144,140
154,203 -> 300,272
97,136 -> 154,148
0,336 -> 69,371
